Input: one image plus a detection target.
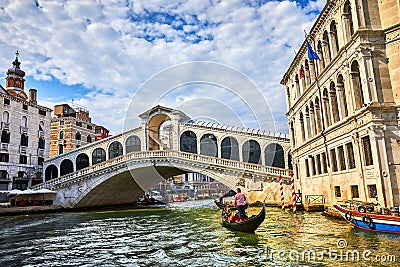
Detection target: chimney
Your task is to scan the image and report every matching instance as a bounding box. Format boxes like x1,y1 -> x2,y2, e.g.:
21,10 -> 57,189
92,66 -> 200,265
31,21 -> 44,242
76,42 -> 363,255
29,89 -> 37,104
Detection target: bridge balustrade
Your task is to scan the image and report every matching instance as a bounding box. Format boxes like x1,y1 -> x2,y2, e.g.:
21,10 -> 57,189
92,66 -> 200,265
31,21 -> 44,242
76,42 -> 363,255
34,150 -> 291,190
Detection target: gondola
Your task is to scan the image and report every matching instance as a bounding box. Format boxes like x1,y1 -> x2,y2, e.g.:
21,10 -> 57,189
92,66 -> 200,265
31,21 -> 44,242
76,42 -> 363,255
221,204 -> 266,233
214,190 -> 236,209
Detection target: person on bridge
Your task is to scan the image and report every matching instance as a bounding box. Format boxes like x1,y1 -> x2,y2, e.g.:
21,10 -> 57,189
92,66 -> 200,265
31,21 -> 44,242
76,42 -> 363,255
234,188 -> 247,222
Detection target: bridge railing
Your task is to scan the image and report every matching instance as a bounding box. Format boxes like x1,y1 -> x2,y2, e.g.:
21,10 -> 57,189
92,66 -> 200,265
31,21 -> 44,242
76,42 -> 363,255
33,150 -> 291,190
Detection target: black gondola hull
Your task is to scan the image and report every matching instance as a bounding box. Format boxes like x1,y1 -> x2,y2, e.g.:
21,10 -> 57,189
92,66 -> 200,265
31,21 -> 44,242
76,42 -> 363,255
221,205 -> 266,233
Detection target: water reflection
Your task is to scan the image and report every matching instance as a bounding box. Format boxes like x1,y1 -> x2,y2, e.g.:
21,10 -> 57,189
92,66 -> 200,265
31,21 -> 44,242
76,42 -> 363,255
0,201 -> 399,266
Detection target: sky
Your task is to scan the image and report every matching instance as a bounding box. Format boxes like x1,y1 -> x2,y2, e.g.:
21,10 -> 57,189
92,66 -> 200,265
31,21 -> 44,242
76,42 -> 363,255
0,0 -> 325,135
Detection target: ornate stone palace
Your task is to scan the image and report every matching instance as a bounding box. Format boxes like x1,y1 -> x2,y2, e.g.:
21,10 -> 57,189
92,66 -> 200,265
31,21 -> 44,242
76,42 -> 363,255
281,0 -> 400,206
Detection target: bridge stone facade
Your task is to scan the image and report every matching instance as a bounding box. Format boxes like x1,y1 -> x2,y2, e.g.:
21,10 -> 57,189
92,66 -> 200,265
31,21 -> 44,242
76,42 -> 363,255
34,106 -> 293,208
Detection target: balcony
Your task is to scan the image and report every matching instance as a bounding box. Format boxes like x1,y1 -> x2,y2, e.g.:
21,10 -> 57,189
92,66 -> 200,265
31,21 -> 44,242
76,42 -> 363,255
0,143 -> 8,151
1,122 -> 9,131
38,130 -> 44,138
20,146 -> 27,154
58,139 -> 66,145
76,140 -> 81,146
20,126 -> 29,134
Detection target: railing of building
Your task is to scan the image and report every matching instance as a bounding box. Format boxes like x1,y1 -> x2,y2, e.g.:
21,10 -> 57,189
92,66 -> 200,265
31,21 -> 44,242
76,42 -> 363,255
33,150 -> 291,190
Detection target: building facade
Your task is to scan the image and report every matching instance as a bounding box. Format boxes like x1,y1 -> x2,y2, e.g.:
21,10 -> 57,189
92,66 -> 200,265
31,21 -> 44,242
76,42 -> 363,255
0,52 -> 52,191
49,104 -> 97,157
281,0 -> 400,207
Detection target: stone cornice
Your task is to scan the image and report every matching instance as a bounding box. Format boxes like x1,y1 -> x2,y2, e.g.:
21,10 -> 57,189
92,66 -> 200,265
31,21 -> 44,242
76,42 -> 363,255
0,91 -> 52,112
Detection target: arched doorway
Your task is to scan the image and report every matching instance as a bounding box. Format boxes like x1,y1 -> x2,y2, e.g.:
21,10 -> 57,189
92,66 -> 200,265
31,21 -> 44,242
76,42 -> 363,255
76,153 -> 90,171
200,134 -> 218,157
180,131 -> 197,153
45,165 -> 58,181
265,143 -> 285,168
60,159 -> 74,176
147,113 -> 172,150
242,140 -> 261,164
221,136 -> 239,161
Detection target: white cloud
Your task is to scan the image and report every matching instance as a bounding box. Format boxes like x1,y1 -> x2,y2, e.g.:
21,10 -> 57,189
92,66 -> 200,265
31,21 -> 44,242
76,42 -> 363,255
0,0 -> 322,135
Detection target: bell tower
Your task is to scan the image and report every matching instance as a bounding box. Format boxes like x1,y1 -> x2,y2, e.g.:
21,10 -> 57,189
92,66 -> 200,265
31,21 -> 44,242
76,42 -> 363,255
5,50 -> 27,101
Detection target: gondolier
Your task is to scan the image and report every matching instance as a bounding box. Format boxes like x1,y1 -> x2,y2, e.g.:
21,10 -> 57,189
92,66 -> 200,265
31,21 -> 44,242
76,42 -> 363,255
234,188 -> 247,222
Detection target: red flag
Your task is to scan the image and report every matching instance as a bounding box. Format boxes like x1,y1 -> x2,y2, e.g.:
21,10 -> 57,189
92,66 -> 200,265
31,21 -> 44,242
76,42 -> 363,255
299,66 -> 303,79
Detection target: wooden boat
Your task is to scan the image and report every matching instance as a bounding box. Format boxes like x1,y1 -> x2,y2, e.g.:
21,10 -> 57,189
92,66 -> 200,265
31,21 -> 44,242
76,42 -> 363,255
334,204 -> 400,234
221,204 -> 266,233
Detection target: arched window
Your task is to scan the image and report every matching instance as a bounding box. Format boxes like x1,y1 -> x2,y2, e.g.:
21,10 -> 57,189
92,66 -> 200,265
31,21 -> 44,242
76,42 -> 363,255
21,116 -> 27,127
288,152 -> 293,170
92,148 -> 106,164
87,135 -> 92,143
330,21 -> 339,57
20,134 -> 28,146
221,136 -> 239,161
299,112 -> 306,141
330,81 -> 340,123
337,74 -> 348,118
351,61 -> 365,110
305,106 -> 311,138
315,97 -> 322,133
305,60 -> 312,86
265,143 -> 285,168
343,1 -> 354,41
322,31 -> 331,64
2,111 -> 9,123
300,64 -> 306,91
76,132 -> 81,140
200,134 -> 218,157
317,40 -> 325,70
59,131 -> 64,139
126,135 -> 141,153
76,153 -> 90,171
180,131 -> 197,154
295,74 -> 301,97
323,88 -> 331,127
60,159 -> 74,176
309,102 -> 317,136
242,140 -> 261,164
109,141 -> 123,159
39,121 -> 44,131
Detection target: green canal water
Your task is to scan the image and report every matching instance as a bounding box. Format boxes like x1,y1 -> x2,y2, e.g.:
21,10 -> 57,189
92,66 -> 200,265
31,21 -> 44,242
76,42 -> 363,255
0,200 -> 399,267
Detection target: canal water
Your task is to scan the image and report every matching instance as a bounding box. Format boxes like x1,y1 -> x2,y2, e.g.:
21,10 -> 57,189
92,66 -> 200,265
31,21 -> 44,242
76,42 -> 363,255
0,200 -> 399,267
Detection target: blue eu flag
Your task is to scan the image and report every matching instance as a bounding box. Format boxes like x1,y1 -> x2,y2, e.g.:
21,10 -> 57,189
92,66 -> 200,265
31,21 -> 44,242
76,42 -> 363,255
306,38 -> 320,60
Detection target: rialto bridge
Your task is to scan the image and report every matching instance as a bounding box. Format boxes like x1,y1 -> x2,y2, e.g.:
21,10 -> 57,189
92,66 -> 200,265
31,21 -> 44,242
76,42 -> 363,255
32,106 -> 294,208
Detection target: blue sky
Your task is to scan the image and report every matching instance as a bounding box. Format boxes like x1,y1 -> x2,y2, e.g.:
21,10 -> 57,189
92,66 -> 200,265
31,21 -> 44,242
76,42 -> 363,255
0,0 -> 324,134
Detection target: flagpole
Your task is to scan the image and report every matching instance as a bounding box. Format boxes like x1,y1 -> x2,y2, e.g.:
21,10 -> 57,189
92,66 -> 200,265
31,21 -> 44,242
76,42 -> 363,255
307,34 -> 331,168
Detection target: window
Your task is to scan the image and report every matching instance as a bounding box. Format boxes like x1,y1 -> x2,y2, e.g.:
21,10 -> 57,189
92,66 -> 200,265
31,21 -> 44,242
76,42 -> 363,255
2,111 -> 9,123
60,121 -> 64,126
87,124 -> 93,130
334,186 -> 341,197
0,153 -> 9,162
22,104 -> 28,110
76,121 -> 82,127
20,134 -> 29,146
76,132 -> 81,140
19,155 -> 28,164
59,131 -> 64,139
39,109 -> 46,116
310,156 -> 316,176
316,154 -> 322,175
322,152 -> 328,173
351,185 -> 359,199
330,148 -> 338,172
346,142 -> 355,169
38,157 -> 44,166
0,170 -> 7,179
305,158 -> 310,177
4,98 -> 10,105
337,146 -> 346,171
367,185 -> 377,198
87,135 -> 92,143
362,136 -> 373,166
58,144 -> 64,155
1,130 -> 10,143
38,138 -> 45,149
21,116 -> 27,127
